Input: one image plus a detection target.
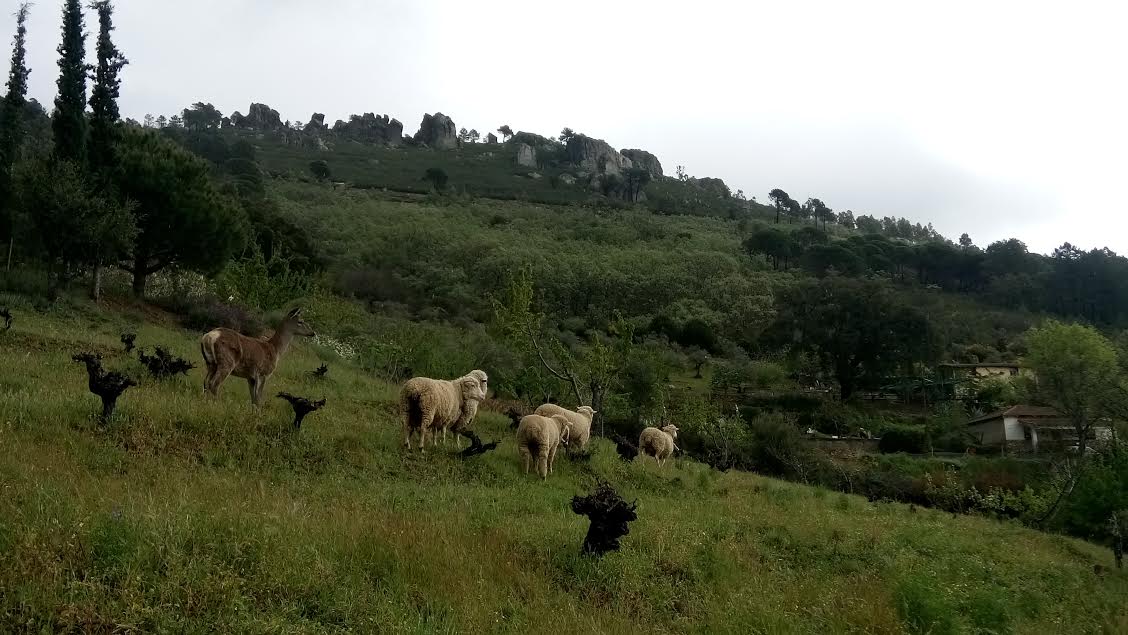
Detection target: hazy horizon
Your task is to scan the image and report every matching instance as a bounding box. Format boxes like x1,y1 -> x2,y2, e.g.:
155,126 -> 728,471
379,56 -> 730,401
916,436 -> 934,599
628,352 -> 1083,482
7,0 -> 1127,254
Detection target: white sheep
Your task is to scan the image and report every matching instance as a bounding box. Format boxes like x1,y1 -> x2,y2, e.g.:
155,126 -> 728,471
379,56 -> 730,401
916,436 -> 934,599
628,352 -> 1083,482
400,370 -> 488,452
532,403 -> 596,450
638,425 -> 680,466
515,414 -> 574,480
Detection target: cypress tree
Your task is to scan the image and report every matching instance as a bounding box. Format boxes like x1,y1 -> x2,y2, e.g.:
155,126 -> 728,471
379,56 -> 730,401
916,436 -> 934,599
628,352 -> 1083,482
88,0 -> 127,174
87,0 -> 129,300
0,3 -> 31,270
53,0 -> 87,163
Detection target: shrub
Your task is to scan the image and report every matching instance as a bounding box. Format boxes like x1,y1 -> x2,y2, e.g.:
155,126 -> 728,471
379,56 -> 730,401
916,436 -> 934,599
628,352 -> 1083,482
1055,445 -> 1128,538
879,425 -> 928,454
158,294 -> 265,336
214,247 -> 314,312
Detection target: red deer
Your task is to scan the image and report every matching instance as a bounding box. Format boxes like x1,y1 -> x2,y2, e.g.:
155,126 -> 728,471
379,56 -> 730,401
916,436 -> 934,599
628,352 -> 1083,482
200,307 -> 316,406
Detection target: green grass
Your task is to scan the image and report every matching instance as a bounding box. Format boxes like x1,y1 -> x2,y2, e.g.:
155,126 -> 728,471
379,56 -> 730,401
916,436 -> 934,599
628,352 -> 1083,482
0,297 -> 1125,633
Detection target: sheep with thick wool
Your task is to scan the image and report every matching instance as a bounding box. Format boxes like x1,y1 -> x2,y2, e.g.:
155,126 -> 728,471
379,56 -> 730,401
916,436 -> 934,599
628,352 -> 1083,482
515,414 -> 574,480
638,425 -> 680,466
400,370 -> 488,452
533,404 -> 596,450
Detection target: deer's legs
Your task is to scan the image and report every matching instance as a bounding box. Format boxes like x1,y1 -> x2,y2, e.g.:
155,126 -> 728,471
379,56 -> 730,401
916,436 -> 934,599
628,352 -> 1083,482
247,377 -> 259,408
206,365 -> 233,397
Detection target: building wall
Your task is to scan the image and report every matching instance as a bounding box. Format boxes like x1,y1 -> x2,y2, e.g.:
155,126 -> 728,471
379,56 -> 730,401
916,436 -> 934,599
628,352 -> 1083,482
969,417 -> 1029,445
1002,416 -> 1026,441
970,421 -> 1006,444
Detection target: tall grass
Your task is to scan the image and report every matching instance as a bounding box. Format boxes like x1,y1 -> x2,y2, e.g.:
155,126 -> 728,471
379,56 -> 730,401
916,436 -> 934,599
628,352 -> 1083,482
0,299 -> 1125,633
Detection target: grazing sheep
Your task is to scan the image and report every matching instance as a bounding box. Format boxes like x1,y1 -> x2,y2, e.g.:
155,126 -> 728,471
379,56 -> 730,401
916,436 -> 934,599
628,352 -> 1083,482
515,414 -> 573,480
638,425 -> 680,466
533,403 -> 596,450
400,370 -> 488,452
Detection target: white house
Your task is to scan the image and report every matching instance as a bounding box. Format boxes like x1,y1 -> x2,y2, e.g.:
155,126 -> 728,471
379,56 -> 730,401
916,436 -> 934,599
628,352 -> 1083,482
966,405 -> 1113,454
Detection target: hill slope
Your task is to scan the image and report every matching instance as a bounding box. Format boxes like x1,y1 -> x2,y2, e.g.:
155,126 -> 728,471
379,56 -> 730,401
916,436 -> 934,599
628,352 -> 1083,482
0,297 -> 1124,633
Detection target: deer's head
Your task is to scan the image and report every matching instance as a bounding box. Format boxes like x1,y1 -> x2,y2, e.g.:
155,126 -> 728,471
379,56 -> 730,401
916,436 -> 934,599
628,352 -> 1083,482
283,308 -> 316,337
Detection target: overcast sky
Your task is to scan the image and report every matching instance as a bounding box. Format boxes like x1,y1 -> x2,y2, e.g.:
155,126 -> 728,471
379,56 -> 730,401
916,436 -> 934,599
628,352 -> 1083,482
7,0 -> 1127,254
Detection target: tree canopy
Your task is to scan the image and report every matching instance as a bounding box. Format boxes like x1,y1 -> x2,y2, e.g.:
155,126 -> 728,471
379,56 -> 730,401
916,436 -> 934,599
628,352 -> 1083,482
113,126 -> 248,295
772,277 -> 939,399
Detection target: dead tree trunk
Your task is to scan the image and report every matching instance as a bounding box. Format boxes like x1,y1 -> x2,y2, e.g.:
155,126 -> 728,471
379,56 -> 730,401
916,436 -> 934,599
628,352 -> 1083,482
458,430 -> 501,458
72,353 -> 137,423
571,480 -> 638,556
277,393 -> 325,430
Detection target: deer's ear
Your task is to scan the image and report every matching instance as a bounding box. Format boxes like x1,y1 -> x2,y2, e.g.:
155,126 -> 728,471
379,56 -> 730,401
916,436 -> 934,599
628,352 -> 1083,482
287,307 -> 302,318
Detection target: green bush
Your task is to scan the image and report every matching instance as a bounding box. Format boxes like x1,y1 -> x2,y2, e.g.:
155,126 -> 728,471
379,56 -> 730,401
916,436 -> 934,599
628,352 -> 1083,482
879,425 -> 928,454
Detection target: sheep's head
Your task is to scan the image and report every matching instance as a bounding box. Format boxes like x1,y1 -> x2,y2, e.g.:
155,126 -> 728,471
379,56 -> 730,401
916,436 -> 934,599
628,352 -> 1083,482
577,405 -> 596,420
459,375 -> 488,403
662,424 -> 679,439
466,369 -> 488,394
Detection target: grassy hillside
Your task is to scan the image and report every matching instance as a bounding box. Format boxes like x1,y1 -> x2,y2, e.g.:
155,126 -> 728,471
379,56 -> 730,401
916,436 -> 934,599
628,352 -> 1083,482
0,296 -> 1124,633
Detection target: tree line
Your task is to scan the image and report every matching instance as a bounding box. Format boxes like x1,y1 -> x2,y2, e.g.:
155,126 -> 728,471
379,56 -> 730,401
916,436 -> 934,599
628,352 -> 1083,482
743,221 -> 1128,326
0,1 -> 259,299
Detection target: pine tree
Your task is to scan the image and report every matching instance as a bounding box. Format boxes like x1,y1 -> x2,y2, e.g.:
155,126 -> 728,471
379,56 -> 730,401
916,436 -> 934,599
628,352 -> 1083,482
53,0 -> 87,163
0,3 -> 31,270
88,0 -> 127,174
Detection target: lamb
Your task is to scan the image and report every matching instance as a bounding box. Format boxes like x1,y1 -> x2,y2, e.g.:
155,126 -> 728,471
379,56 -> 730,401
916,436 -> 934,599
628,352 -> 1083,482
638,425 -> 680,466
533,403 -> 596,450
400,370 -> 488,452
515,414 -> 574,480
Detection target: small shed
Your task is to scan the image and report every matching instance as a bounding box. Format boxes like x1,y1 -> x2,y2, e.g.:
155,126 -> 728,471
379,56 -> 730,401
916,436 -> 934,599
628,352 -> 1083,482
966,405 -> 1112,454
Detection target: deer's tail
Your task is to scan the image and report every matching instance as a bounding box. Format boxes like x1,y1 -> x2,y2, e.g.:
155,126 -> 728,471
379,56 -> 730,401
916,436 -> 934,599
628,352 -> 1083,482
200,330 -> 221,367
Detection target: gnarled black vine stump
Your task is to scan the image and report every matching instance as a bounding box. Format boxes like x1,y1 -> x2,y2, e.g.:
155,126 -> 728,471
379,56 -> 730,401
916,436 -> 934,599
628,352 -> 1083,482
571,480 -> 638,556
137,346 -> 195,379
277,392 -> 326,430
120,332 -> 136,353
0,307 -> 11,331
311,363 -> 329,379
613,435 -> 639,462
72,353 -> 137,422
458,430 -> 501,459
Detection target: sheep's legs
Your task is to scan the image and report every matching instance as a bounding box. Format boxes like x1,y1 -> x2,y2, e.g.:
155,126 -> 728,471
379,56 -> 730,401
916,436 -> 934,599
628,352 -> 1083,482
548,444 -> 559,475
418,412 -> 434,453
537,451 -> 549,480
519,447 -> 532,475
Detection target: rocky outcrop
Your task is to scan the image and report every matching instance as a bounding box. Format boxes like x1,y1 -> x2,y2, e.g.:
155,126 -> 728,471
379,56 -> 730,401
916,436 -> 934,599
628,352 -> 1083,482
516,143 -> 537,168
566,134 -> 626,175
690,177 -> 731,198
332,113 -> 403,145
511,131 -> 553,147
413,112 -> 458,149
229,103 -> 284,131
620,149 -> 664,178
304,113 -> 327,133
